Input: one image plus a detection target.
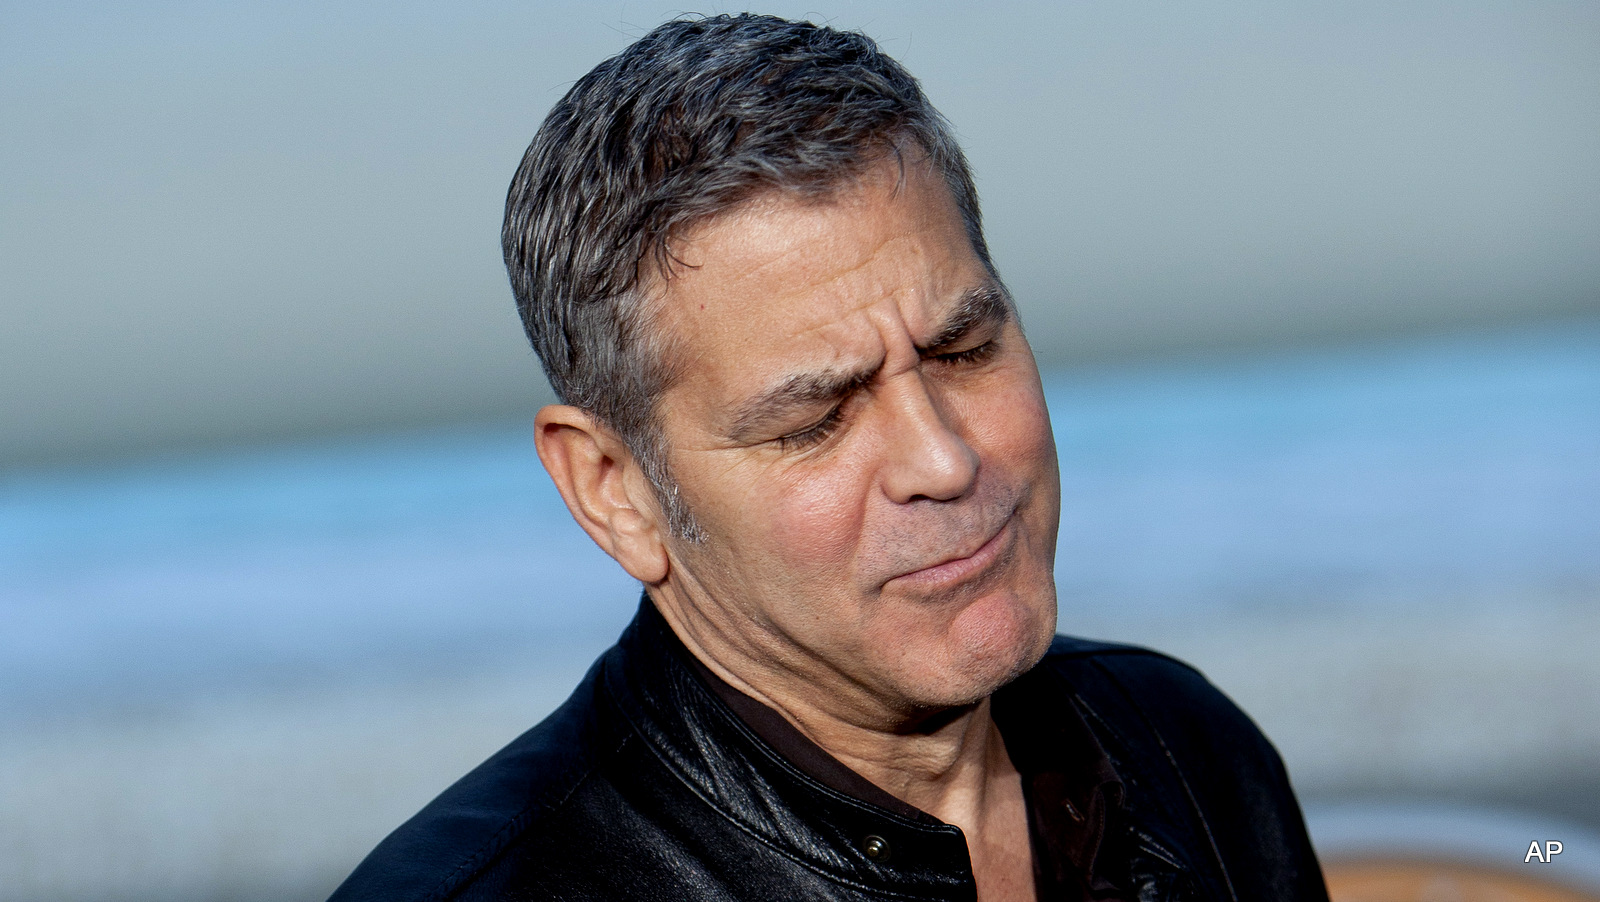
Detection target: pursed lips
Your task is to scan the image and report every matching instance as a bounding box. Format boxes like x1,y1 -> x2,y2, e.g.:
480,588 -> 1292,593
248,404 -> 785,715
880,507 -> 1017,592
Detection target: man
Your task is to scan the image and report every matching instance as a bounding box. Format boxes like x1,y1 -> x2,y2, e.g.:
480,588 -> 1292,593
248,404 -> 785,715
330,14 -> 1327,901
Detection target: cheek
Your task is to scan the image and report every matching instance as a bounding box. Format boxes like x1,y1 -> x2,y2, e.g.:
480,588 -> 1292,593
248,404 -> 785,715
760,457 -> 869,575
959,372 -> 1055,469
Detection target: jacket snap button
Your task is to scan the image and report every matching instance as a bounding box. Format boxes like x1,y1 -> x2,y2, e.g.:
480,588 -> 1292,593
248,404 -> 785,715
861,835 -> 891,862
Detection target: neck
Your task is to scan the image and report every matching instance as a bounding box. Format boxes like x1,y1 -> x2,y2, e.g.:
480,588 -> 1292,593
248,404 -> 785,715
797,694 -> 1008,823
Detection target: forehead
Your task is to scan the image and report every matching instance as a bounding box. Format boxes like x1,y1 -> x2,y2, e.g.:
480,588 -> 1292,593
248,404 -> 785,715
651,160 -> 986,417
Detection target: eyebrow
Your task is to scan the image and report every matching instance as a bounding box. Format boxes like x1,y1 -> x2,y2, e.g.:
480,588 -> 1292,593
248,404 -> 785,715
724,284 -> 1013,443
917,284 -> 1012,355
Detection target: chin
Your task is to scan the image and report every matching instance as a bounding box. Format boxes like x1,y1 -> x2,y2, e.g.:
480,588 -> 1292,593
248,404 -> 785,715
912,588 -> 1057,708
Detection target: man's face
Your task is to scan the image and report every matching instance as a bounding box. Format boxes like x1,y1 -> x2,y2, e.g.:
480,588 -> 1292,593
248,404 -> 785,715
648,155 -> 1060,720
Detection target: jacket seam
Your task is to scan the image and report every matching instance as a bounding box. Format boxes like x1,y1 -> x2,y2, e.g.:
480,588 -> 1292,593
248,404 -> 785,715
1087,655 -> 1240,902
1046,664 -> 1200,894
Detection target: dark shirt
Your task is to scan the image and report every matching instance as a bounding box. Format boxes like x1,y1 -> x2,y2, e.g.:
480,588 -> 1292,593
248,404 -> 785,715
684,653 -> 1128,901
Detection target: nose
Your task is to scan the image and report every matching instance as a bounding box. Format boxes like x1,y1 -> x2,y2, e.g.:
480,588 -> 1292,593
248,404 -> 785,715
878,371 -> 980,504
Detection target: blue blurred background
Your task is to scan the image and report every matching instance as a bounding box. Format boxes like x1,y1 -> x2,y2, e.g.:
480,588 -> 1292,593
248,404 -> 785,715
3,2 -> 1598,899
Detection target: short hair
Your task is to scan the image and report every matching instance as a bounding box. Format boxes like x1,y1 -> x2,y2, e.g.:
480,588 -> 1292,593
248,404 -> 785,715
503,13 -> 995,539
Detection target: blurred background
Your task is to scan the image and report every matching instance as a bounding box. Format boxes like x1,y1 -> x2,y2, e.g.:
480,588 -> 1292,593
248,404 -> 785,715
3,1 -> 1597,899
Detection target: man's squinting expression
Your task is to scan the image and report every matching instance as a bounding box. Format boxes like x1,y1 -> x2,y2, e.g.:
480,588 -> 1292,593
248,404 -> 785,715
648,155 -> 1061,721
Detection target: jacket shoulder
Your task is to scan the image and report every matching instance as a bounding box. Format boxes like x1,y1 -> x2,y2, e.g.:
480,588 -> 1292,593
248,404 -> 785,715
326,656 -> 617,902
1037,634 -> 1330,900
1038,634 -> 1267,754
1035,633 -> 1284,790
1039,634 -> 1229,712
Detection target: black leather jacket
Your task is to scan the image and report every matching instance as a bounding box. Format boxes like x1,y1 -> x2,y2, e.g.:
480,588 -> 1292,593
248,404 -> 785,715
329,601 -> 1328,901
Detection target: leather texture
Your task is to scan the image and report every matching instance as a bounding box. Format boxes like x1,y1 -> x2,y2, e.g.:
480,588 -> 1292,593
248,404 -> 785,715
328,601 -> 1329,901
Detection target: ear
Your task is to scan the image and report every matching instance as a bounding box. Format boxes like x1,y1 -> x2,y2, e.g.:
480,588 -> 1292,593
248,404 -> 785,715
533,405 -> 670,584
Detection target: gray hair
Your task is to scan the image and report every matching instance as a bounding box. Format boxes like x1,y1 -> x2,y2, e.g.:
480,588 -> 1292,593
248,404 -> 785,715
502,13 -> 995,540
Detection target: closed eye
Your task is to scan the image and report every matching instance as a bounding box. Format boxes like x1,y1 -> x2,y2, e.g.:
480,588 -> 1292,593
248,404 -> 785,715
930,340 -> 999,366
777,405 -> 845,452
777,342 -> 996,450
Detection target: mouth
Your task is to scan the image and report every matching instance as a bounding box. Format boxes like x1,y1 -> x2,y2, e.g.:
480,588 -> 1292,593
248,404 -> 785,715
887,516 -> 1014,592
